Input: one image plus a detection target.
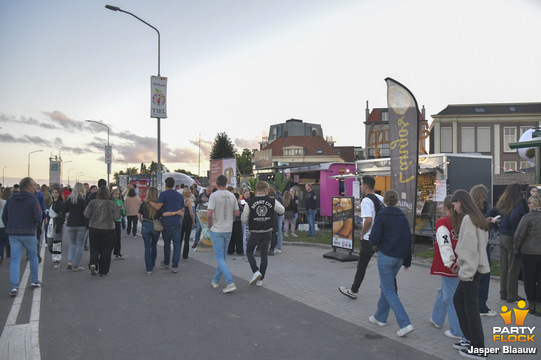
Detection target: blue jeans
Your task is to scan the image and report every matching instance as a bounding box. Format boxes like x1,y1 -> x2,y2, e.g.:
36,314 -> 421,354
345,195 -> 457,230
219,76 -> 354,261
210,231 -> 233,285
162,225 -> 181,269
276,215 -> 284,250
9,235 -> 39,289
374,252 -> 412,328
431,276 -> 463,337
142,222 -> 160,272
306,209 -> 316,236
194,215 -> 202,245
67,226 -> 86,267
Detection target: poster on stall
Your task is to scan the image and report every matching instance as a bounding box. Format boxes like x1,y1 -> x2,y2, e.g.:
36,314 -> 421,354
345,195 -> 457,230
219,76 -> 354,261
332,197 -> 355,250
194,210 -> 213,251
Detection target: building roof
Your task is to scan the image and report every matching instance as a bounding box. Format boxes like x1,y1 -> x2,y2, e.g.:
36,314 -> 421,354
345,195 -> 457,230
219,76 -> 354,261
366,107 -> 425,122
261,135 -> 340,157
435,103 -> 541,116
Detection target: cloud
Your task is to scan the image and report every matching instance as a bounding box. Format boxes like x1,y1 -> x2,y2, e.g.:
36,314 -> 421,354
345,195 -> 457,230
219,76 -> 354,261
0,114 -> 59,129
42,111 -> 88,132
234,137 -> 260,150
0,133 -> 53,146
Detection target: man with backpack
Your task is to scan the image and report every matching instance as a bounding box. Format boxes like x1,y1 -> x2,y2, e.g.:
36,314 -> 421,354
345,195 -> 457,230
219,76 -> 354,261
339,175 -> 383,299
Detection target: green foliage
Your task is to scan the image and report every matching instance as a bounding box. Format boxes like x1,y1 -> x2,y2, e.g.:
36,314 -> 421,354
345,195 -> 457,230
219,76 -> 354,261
271,173 -> 290,193
210,132 -> 236,160
113,167 -> 140,184
173,168 -> 197,177
236,148 -> 254,175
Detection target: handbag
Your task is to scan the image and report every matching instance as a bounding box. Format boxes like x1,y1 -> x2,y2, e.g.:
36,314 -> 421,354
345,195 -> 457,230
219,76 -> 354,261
153,218 -> 163,232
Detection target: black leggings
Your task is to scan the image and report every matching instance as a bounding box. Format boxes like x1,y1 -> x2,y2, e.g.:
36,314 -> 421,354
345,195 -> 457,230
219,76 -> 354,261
521,254 -> 541,302
126,216 -> 138,236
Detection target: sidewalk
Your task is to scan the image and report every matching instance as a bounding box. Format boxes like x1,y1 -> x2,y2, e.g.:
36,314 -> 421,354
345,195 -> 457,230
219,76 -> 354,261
193,242 -> 540,359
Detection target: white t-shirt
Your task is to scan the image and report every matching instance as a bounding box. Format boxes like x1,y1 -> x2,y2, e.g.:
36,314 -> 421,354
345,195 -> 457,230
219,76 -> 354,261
360,193 -> 383,241
208,189 -> 239,233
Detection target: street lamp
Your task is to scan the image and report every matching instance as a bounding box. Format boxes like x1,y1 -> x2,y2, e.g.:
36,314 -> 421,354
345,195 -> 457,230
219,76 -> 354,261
68,168 -> 75,186
2,166 -> 6,186
85,120 -> 111,186
28,150 -> 43,177
76,172 -> 84,183
105,5 -> 163,191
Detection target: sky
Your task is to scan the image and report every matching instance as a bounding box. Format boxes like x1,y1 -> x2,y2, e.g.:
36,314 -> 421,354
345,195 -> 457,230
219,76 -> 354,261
1,0 -> 540,187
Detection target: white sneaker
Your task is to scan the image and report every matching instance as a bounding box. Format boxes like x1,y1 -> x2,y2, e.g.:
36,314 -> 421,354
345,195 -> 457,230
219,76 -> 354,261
369,315 -> 387,326
249,271 -> 262,285
256,280 -> 263,287
274,249 -> 282,254
430,317 -> 442,328
397,324 -> 414,337
444,330 -> 462,339
211,281 -> 219,288
223,283 -> 237,293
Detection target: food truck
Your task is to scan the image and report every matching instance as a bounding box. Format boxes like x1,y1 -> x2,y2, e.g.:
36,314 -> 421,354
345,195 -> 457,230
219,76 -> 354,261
355,154 -> 493,239
283,162 -> 357,217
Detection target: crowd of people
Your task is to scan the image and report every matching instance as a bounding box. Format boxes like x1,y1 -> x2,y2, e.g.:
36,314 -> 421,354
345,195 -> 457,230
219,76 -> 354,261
337,176 -> 541,359
0,175 -> 297,295
2,175 -> 540,358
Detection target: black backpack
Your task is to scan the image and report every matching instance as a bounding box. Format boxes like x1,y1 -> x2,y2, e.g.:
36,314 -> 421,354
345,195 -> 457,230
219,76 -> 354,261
365,194 -> 384,216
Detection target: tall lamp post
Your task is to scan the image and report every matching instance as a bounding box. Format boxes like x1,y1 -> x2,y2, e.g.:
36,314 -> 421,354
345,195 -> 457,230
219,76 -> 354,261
85,120 -> 111,185
105,5 -> 163,191
76,172 -> 84,183
28,149 -> 43,177
2,166 -> 6,186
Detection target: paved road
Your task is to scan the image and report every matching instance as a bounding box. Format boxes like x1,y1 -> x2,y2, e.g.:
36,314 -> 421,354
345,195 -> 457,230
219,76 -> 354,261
1,230 -> 540,359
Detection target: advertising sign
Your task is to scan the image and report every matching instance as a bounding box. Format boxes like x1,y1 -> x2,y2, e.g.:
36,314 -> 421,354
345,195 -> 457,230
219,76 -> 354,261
254,149 -> 272,169
105,146 -> 112,164
332,197 -> 354,250
386,77 -> 419,230
150,76 -> 167,118
209,158 -> 237,188
49,160 -> 61,186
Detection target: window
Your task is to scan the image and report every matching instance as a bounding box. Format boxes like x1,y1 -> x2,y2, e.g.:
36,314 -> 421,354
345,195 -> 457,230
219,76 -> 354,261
520,126 -> 532,137
283,149 -> 292,156
441,127 -> 452,153
461,127 -> 475,152
520,161 -> 531,170
477,127 -> 491,152
294,148 -> 304,156
503,127 -> 517,152
509,106 -> 516,112
475,107 -> 485,113
503,161 -> 517,172
382,112 -> 389,122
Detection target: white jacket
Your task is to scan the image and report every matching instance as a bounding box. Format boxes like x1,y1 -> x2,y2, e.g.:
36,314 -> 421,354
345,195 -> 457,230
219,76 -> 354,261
455,215 -> 490,281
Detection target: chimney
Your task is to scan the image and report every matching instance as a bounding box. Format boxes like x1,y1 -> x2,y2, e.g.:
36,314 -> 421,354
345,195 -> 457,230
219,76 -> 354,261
284,131 -> 288,138
311,129 -> 316,137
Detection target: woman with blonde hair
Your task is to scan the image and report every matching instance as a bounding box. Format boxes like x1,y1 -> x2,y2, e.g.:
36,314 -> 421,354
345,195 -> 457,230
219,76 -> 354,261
64,183 -> 87,271
514,194 -> 541,315
180,187 -> 195,260
138,187 -> 162,275
450,190 -> 490,356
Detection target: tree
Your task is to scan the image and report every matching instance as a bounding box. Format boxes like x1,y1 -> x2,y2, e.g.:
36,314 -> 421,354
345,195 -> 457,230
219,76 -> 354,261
113,167 -> 139,184
210,132 -> 236,160
173,168 -> 197,177
236,148 -> 254,176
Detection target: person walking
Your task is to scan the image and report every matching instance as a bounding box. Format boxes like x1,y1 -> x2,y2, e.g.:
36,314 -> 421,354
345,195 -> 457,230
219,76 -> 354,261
84,186 -> 120,276
241,181 -> 285,288
180,187 -> 195,260
112,188 -> 125,259
487,183 -> 528,303
149,177 -> 184,273
138,187 -> 162,275
2,177 -> 42,296
339,175 -> 383,299
0,188 -> 10,265
514,194 -> 541,316
64,182 -> 87,271
429,196 -> 463,340
450,190 -> 490,358
368,189 -> 414,337
304,183 -> 318,238
283,189 -> 297,239
45,186 -> 65,269
227,193 -> 244,255
124,188 -> 141,238
208,175 -> 240,293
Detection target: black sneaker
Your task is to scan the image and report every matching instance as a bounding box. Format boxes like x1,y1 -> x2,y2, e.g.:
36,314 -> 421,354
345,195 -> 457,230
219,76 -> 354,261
453,338 -> 471,350
459,348 -> 487,358
31,281 -> 42,289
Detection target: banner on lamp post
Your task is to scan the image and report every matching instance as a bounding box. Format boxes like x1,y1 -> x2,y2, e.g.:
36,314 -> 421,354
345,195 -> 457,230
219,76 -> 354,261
105,146 -> 112,164
385,77 -> 420,230
150,76 -> 167,118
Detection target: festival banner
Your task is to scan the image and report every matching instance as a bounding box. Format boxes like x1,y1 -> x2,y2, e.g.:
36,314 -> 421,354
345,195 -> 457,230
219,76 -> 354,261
209,158 -> 237,188
150,76 -> 167,118
385,78 -> 420,229
332,197 -> 354,250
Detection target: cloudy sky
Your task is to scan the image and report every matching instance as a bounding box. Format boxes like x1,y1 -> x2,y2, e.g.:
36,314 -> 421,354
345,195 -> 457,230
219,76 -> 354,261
1,0 -> 540,186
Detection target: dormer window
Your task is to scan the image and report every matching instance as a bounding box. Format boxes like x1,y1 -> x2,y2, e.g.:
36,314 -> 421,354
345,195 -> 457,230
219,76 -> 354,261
283,146 -> 304,156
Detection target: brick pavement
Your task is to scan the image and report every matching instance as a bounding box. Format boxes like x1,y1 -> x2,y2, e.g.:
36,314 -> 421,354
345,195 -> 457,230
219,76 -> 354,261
193,242 -> 541,359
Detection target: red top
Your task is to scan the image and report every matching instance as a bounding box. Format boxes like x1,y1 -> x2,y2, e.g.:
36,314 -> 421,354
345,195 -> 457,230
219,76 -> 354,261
430,216 -> 458,277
